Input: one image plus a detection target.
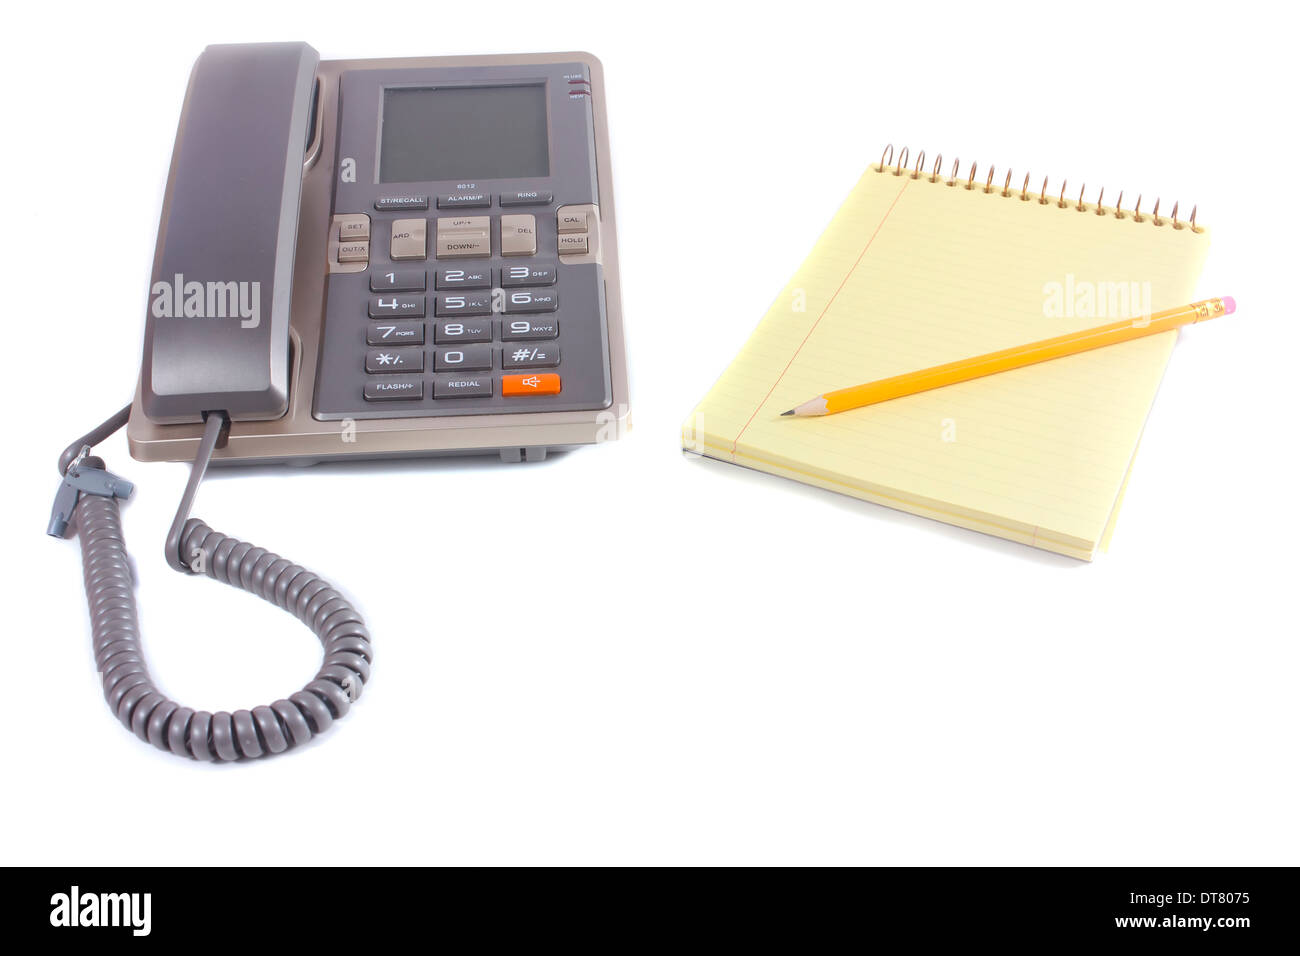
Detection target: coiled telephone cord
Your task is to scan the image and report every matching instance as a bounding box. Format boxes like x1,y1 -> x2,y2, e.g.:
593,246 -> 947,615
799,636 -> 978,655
55,407 -> 371,761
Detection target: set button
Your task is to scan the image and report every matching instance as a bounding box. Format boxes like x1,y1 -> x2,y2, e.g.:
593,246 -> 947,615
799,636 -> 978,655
339,218 -> 369,241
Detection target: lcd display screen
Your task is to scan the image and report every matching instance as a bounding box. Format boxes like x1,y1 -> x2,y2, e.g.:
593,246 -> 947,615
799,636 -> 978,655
379,85 -> 550,182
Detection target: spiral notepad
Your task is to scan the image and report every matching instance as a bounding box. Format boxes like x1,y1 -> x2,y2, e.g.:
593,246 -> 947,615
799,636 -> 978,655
683,148 -> 1212,559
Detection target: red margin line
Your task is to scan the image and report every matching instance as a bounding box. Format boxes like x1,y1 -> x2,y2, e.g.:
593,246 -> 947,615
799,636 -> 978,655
729,176 -> 911,457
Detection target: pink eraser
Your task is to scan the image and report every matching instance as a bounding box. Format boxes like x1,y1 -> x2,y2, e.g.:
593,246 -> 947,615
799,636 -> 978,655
1222,295 -> 1236,314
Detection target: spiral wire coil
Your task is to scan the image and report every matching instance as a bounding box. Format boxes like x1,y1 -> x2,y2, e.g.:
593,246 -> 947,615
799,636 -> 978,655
873,144 -> 1201,232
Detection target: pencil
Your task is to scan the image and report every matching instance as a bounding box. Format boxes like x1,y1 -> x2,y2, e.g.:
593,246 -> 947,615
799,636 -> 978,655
781,296 -> 1236,418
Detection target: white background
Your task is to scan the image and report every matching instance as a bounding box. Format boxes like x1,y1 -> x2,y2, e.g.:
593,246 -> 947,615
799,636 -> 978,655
2,0 -> 1295,865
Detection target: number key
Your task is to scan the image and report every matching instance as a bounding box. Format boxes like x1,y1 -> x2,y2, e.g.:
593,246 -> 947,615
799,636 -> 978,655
367,321 -> 425,346
370,269 -> 425,292
434,319 -> 492,344
435,267 -> 492,290
502,289 -> 558,314
434,291 -> 493,316
500,264 -> 557,288
435,344 -> 493,371
368,295 -> 425,318
502,318 -> 558,341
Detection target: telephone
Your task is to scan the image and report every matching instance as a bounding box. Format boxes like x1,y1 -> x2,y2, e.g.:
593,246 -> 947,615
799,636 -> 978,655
49,42 -> 628,761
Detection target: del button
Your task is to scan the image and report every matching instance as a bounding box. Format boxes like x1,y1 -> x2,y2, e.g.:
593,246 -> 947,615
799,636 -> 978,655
500,214 -> 537,257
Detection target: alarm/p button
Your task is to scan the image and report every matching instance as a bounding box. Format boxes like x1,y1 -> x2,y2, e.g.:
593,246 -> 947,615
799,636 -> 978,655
502,373 -> 561,396
390,219 -> 427,260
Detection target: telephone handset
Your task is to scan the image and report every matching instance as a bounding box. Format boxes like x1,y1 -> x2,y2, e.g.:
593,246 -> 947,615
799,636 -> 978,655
141,42 -> 315,424
50,42 -> 628,761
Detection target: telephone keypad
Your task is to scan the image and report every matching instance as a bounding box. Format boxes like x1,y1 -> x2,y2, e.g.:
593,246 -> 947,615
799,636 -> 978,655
324,200 -> 606,416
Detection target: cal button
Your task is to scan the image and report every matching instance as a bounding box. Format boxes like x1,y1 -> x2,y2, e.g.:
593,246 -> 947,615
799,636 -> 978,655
557,211 -> 589,233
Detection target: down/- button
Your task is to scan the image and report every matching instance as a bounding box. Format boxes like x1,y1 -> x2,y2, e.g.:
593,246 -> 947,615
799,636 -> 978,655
435,215 -> 491,258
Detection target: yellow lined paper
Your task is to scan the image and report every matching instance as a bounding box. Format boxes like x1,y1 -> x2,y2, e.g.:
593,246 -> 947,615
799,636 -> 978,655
683,167 -> 1211,559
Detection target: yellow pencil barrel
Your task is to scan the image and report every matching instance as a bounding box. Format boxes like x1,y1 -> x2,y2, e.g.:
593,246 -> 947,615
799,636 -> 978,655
820,297 -> 1234,415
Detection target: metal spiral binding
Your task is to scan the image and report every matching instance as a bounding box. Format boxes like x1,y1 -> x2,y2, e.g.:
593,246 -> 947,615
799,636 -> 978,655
874,144 -> 1202,232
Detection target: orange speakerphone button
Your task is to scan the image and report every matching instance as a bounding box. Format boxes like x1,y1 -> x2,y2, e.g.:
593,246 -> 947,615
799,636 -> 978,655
502,373 -> 561,396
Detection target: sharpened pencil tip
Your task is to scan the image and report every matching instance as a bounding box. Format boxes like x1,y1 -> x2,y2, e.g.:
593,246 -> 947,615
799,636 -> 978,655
780,409 -> 794,416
